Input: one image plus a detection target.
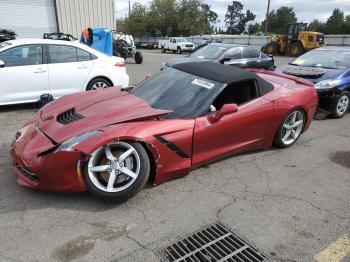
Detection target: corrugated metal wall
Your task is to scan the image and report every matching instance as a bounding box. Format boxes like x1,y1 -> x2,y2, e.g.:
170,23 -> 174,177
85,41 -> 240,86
56,0 -> 115,38
0,0 -> 58,38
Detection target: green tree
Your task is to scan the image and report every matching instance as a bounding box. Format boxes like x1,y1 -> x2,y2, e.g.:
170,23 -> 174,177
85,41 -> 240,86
147,0 -> 179,36
248,22 -> 261,35
124,3 -> 149,37
201,3 -> 219,34
345,15 -> 350,34
309,19 -> 327,34
263,6 -> 297,33
178,0 -> 207,35
327,8 -> 345,34
225,1 -> 255,34
121,0 -> 218,37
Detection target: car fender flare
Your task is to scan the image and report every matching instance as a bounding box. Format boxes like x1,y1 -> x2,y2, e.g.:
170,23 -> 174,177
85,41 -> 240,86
75,133 -> 159,160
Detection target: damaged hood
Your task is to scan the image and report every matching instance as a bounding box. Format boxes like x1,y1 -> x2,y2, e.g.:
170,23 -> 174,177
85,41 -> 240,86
276,64 -> 345,83
37,88 -> 170,143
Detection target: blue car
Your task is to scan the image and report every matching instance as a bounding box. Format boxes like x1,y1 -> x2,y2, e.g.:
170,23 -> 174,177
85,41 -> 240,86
276,46 -> 350,118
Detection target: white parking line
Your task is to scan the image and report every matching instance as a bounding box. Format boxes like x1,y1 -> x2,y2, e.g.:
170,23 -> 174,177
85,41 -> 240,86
314,235 -> 350,262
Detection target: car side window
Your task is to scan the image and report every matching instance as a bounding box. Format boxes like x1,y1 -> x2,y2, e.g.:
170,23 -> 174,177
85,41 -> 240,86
49,45 -> 78,63
172,39 -> 177,43
242,47 -> 261,59
211,80 -> 258,112
224,48 -> 241,59
0,45 -> 43,67
77,48 -> 91,62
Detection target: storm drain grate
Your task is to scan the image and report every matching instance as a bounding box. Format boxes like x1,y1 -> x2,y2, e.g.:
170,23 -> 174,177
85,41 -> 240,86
162,222 -> 267,262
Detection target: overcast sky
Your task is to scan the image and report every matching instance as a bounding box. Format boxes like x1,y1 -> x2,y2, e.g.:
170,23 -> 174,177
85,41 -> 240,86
116,0 -> 350,29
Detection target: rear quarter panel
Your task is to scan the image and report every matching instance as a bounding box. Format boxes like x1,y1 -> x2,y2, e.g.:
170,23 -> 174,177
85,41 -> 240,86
258,72 -> 318,142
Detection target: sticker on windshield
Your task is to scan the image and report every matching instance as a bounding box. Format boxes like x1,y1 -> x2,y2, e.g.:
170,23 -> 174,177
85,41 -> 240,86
293,59 -> 305,65
192,79 -> 215,89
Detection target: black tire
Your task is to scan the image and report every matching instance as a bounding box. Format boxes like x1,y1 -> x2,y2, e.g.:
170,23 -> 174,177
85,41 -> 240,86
134,51 -> 143,64
86,77 -> 112,91
331,91 -> 350,118
177,46 -> 182,54
161,46 -> 165,53
83,142 -> 150,202
274,109 -> 306,148
264,43 -> 278,55
289,42 -> 304,57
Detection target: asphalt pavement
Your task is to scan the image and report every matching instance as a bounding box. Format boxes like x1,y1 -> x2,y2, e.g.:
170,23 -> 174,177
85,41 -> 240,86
0,50 -> 349,262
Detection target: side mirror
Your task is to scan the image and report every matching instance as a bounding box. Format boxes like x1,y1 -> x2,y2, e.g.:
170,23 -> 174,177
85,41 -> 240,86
220,57 -> 231,64
208,103 -> 238,123
0,60 -> 4,68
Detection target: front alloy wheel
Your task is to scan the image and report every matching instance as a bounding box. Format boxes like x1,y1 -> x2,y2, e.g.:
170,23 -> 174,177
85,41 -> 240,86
83,141 -> 150,201
332,91 -> 350,118
274,110 -> 305,148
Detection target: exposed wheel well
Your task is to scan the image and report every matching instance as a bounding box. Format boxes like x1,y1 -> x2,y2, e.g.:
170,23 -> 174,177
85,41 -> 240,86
137,141 -> 157,185
87,76 -> 114,90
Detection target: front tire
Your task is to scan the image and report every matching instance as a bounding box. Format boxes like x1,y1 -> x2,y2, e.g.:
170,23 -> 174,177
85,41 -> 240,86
177,47 -> 182,54
83,141 -> 150,202
134,51 -> 143,64
265,43 -> 278,55
289,42 -> 304,57
331,91 -> 350,118
161,46 -> 165,53
274,110 -> 305,148
86,78 -> 111,91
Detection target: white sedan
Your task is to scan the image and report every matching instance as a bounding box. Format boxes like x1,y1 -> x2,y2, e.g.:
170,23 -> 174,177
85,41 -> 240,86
0,39 -> 129,106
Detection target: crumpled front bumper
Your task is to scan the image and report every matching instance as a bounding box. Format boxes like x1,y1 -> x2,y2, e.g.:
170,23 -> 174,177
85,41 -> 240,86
317,89 -> 339,111
10,125 -> 86,193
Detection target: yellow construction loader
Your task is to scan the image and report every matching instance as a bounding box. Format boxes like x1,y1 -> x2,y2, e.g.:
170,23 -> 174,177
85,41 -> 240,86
262,23 -> 326,57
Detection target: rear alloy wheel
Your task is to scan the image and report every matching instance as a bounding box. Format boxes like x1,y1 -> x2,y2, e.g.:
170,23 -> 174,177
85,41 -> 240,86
289,42 -> 304,57
332,91 -> 350,118
274,110 -> 305,148
83,141 -> 150,202
87,78 -> 111,91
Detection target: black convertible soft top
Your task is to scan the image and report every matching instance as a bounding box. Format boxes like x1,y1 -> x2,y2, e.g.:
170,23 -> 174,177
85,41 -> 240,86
173,62 -> 274,96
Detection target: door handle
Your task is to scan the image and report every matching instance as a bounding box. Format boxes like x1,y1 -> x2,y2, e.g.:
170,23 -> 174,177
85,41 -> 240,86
78,65 -> 88,69
34,69 -> 47,73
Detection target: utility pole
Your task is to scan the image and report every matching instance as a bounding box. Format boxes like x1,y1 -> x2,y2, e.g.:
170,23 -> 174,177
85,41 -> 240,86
128,0 -> 131,16
264,0 -> 271,33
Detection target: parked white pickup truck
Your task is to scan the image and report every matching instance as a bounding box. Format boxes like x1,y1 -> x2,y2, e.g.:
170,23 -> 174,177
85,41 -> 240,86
159,37 -> 195,54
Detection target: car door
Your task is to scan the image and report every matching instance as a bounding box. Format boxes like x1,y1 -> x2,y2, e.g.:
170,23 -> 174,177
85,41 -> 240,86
48,44 -> 93,98
192,84 -> 276,167
170,38 -> 176,50
239,47 -> 263,68
222,47 -> 243,66
0,44 -> 49,105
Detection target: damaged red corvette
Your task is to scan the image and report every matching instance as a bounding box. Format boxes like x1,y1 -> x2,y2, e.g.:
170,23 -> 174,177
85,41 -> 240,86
10,62 -> 318,201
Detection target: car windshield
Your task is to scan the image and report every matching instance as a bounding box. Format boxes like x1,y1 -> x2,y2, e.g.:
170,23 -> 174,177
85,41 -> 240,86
0,42 -> 11,49
132,68 -> 224,118
290,49 -> 350,70
190,45 -> 228,59
177,38 -> 188,43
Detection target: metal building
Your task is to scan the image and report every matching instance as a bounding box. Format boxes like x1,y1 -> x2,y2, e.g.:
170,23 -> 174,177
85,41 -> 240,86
0,0 -> 115,38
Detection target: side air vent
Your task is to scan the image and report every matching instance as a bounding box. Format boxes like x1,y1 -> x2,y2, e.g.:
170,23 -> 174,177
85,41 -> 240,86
57,108 -> 85,125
